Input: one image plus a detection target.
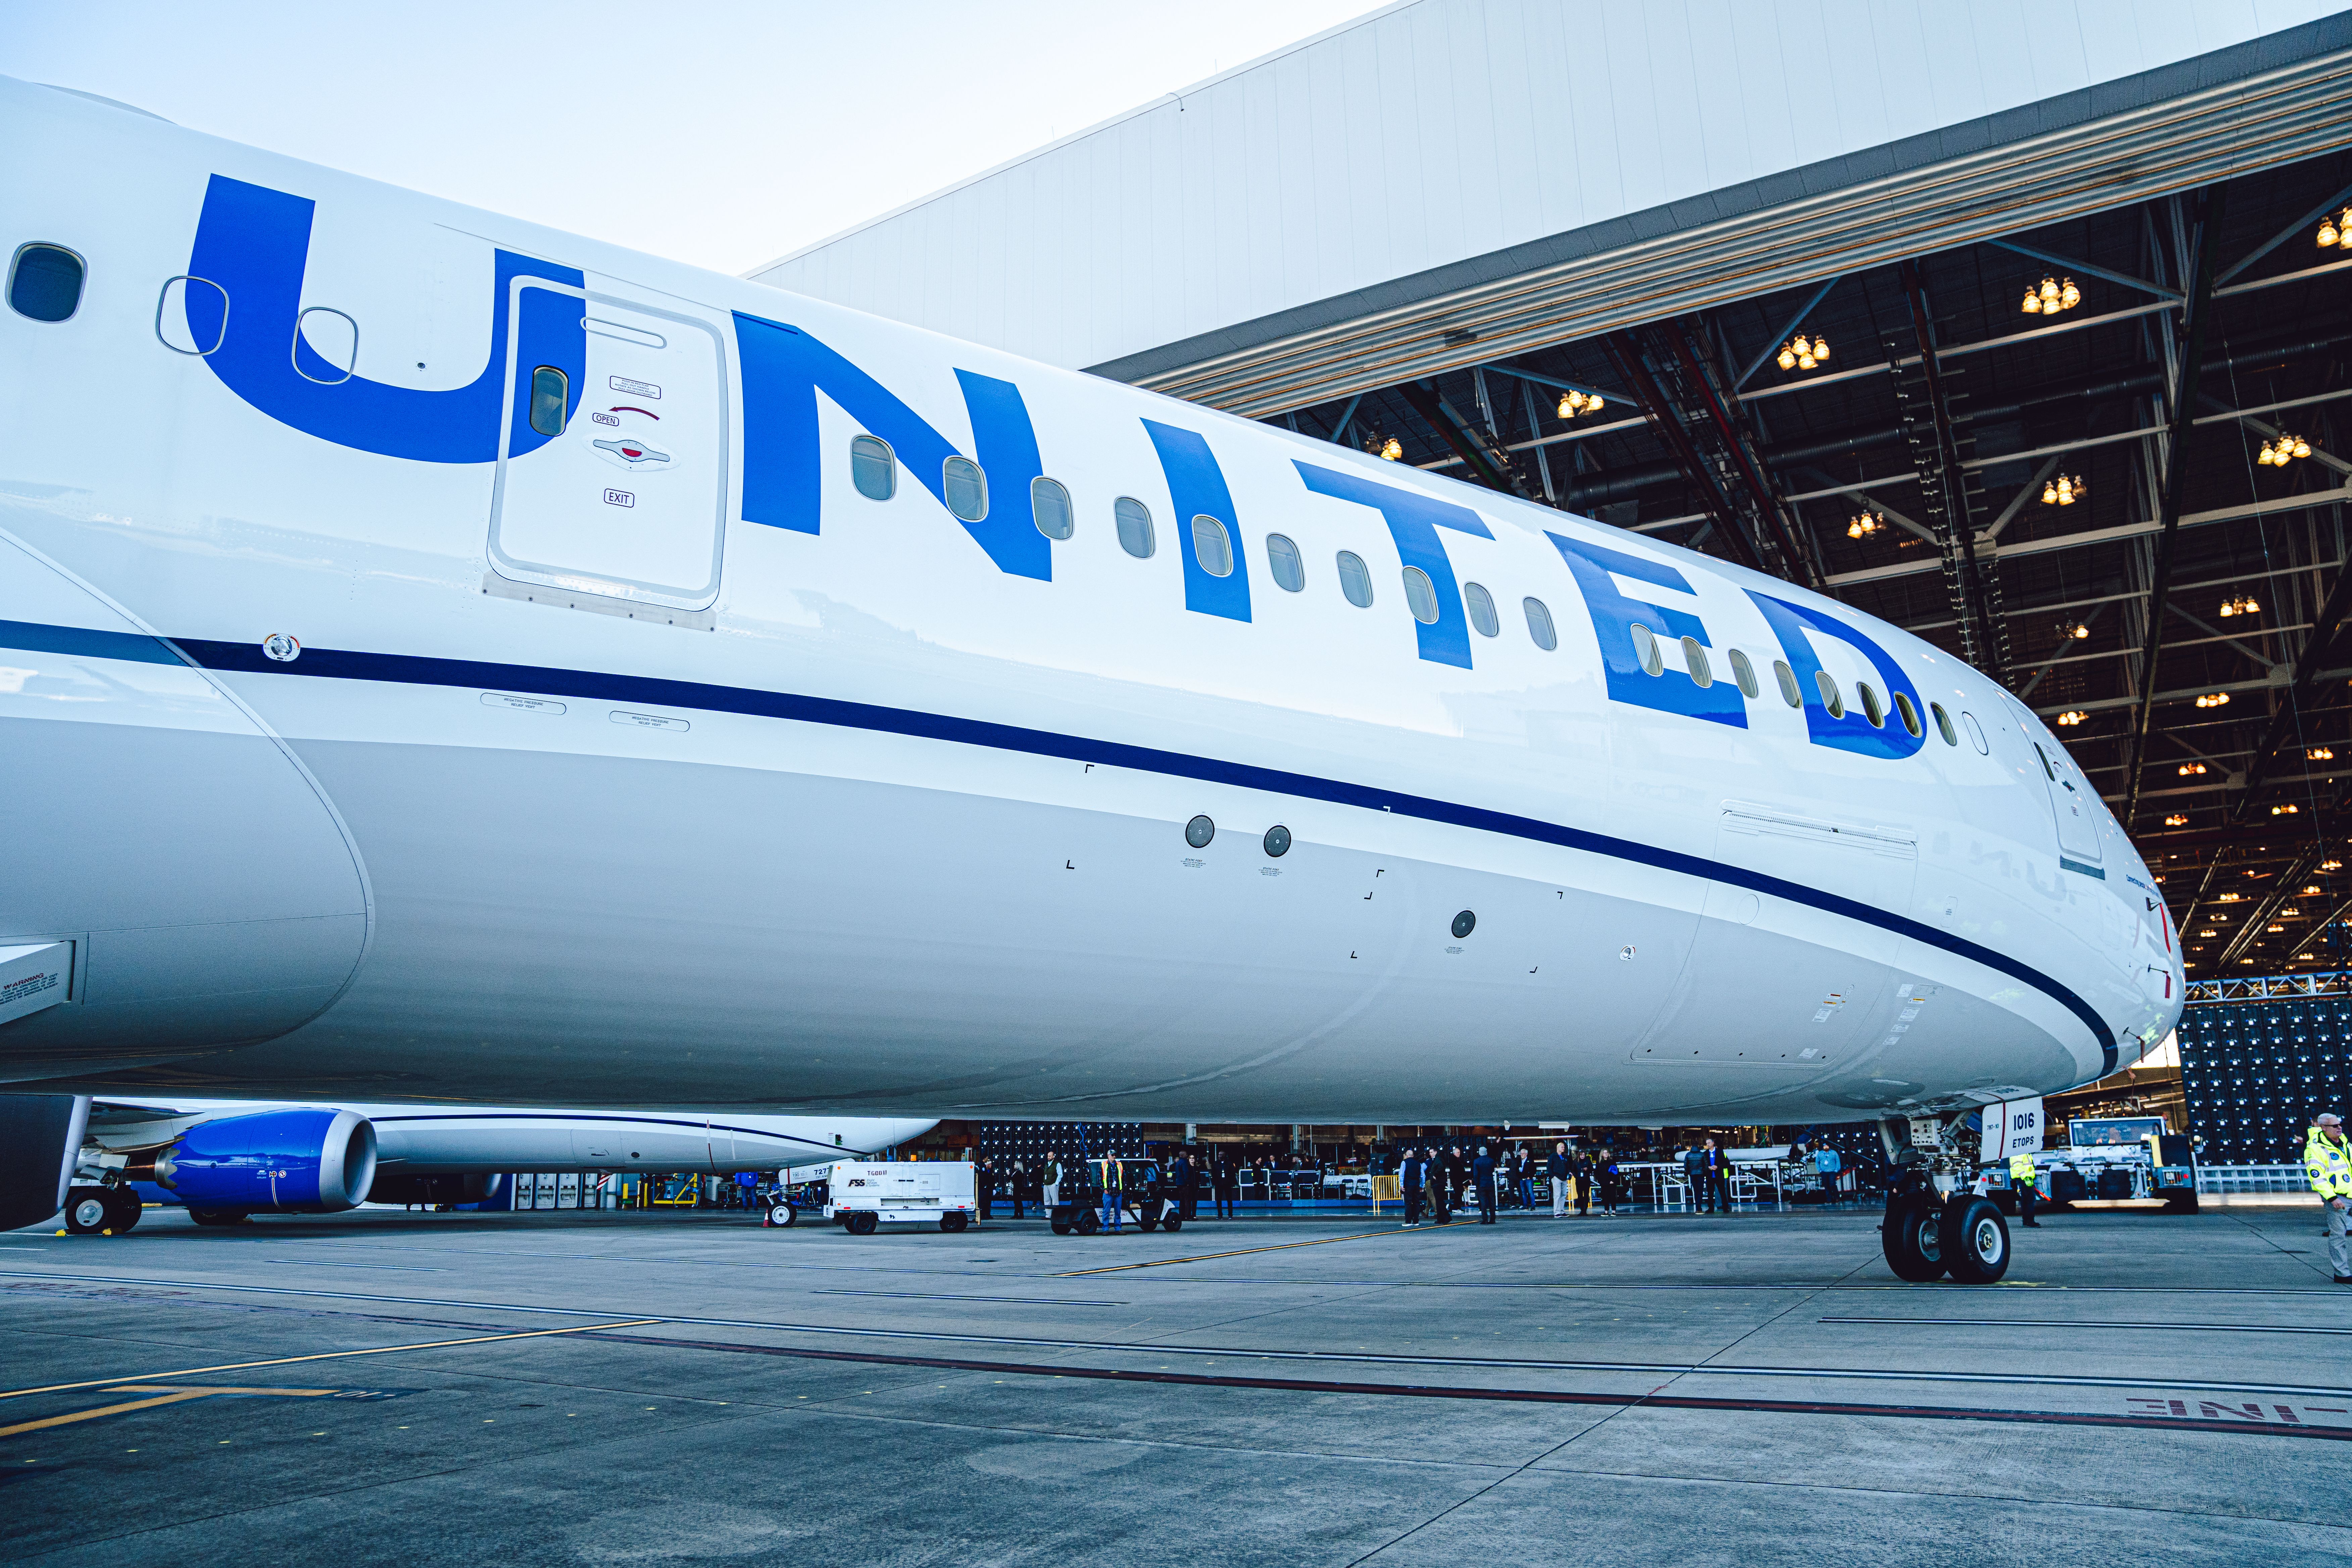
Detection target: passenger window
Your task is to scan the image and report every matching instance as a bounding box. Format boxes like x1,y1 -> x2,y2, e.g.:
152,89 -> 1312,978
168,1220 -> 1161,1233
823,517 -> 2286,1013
7,243 -> 85,323
528,366 -> 569,438
944,456 -> 988,522
1930,701 -> 1959,746
1728,648 -> 1759,699
1773,660 -> 1802,708
1895,691 -> 1923,738
1192,515 -> 1233,577
1630,624 -> 1664,676
1814,669 -> 1845,718
1962,711 -> 1988,753
155,275 -> 228,355
1114,496 -> 1155,558
294,306 -> 358,386
1858,681 -> 1885,728
850,434 -> 896,500
1266,533 -> 1305,592
1463,581 -> 1500,637
1682,636 -> 1712,688
1523,596 -> 1557,651
1336,550 -> 1373,607
1032,476 -> 1074,540
1402,566 -> 1439,625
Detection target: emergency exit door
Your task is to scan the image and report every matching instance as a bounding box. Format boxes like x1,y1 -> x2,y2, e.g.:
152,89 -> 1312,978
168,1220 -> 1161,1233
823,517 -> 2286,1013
488,278 -> 729,610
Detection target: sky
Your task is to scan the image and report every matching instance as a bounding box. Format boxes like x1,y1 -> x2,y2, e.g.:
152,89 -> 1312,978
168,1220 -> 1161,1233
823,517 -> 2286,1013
0,0 -> 1389,275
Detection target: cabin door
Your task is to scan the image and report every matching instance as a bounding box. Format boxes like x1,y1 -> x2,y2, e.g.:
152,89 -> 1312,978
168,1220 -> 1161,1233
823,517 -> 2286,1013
2003,698 -> 2104,873
488,277 -> 730,612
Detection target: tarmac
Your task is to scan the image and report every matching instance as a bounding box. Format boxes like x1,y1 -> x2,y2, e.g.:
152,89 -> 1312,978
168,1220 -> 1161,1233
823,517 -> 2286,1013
5,1198 -> 2350,1565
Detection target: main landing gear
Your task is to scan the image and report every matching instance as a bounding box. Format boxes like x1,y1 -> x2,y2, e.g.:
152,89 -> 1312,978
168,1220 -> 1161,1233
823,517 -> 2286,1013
1877,1116 -> 2013,1284
61,1185 -> 141,1236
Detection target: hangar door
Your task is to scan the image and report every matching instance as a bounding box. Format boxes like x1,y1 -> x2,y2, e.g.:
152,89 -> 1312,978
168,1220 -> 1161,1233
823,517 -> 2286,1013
489,277 -> 729,611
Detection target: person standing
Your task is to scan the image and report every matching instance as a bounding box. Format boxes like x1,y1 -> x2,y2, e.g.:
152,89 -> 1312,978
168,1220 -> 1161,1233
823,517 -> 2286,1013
1705,1139 -> 1733,1214
1600,1152 -> 1621,1215
2305,1112 -> 2352,1283
1042,1150 -> 1062,1211
1814,1143 -> 1842,1207
1681,1143 -> 1708,1213
1515,1145 -> 1535,1212
1100,1157 -> 1125,1234
1213,1156 -> 1237,1219
2008,1148 -> 2041,1228
1549,1141 -> 1572,1218
1573,1147 -> 1592,1216
1473,1144 -> 1499,1224
976,1156 -> 994,1222
1401,1147 -> 1426,1228
1431,1149 -> 1455,1225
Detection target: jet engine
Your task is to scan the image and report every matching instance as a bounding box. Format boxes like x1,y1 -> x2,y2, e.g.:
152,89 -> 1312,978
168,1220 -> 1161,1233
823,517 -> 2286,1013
122,1107 -> 377,1214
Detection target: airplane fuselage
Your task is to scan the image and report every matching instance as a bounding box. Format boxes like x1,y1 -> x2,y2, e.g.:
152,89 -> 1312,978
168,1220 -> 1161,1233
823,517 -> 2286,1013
0,78 -> 2182,1125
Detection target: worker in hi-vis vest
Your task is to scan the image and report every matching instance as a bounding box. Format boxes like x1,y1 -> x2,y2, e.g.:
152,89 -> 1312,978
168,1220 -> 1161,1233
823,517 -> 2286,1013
2008,1150 -> 2041,1228
2305,1113 -> 2351,1283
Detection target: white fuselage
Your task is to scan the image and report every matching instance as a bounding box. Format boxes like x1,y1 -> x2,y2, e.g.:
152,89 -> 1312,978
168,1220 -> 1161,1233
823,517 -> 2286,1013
0,78 -> 2182,1125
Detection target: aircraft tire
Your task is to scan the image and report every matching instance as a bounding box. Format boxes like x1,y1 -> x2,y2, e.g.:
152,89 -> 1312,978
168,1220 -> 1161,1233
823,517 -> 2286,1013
1882,1198 -> 1948,1282
188,1209 -> 250,1227
844,1211 -> 877,1236
766,1203 -> 797,1228
102,1189 -> 142,1233
940,1212 -> 968,1233
64,1187 -> 111,1235
1941,1195 -> 2010,1284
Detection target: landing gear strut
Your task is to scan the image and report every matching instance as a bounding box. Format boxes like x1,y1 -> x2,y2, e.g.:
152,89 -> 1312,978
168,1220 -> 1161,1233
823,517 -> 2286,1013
1877,1116 -> 2013,1284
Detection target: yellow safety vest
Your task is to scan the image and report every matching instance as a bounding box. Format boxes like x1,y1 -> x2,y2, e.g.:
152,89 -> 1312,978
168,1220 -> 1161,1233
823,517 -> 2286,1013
2008,1153 -> 2036,1184
2306,1134 -> 2352,1199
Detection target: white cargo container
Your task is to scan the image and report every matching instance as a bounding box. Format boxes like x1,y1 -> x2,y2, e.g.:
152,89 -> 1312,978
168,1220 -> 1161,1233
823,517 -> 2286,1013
818,1161 -> 977,1235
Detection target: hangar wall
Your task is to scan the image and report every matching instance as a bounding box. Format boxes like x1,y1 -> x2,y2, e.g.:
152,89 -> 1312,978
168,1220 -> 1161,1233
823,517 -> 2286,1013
745,0 -> 2344,378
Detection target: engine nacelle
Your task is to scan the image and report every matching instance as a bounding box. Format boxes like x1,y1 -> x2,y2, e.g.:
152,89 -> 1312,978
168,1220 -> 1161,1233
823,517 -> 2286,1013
126,1108 -> 376,1212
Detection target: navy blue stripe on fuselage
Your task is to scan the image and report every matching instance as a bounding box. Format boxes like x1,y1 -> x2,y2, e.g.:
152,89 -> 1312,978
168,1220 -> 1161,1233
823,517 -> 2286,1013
0,618 -> 183,665
172,634 -> 2120,1074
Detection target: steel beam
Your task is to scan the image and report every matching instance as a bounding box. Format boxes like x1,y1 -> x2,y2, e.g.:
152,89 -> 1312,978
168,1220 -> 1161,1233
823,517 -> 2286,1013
1600,336 -> 1766,574
2231,565 -> 2352,821
2123,188 -> 2227,826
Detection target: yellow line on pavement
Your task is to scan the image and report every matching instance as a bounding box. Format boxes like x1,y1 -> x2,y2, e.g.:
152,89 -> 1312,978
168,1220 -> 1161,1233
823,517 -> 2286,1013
0,1319 -> 666,1404
1054,1227 -> 1440,1276
0,1389 -> 217,1439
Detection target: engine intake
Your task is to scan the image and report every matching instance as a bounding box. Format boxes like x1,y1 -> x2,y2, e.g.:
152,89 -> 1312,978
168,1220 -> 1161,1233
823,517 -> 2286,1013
124,1108 -> 376,1212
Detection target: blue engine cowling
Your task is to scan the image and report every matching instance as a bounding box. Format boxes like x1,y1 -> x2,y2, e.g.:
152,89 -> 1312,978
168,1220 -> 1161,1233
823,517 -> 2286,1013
133,1108 -> 377,1212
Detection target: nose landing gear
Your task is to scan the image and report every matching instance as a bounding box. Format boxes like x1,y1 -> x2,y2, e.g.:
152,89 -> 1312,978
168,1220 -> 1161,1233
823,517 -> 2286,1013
1879,1117 -> 2014,1284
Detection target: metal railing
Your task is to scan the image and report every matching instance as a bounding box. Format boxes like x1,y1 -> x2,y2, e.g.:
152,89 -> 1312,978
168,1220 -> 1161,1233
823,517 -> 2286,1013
2195,1163 -> 2311,1194
2186,970 -> 2352,1002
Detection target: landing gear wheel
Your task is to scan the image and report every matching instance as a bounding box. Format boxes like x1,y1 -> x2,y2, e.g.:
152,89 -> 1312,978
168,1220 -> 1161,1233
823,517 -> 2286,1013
844,1211 -> 877,1236
188,1209 -> 250,1227
1883,1199 -> 1948,1282
64,1187 -> 112,1235
766,1202 -> 798,1228
1073,1209 -> 1099,1236
940,1212 -> 969,1233
102,1189 -> 142,1233
1941,1195 -> 2010,1284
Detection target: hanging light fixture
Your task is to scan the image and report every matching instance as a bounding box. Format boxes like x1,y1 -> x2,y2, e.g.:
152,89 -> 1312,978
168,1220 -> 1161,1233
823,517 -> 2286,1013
1377,436 -> 1403,461
2218,594 -> 2260,618
2310,746 -> 2336,761
2273,803 -> 2302,815
1554,389 -> 1603,420
2325,860 -> 2345,871
2319,207 -> 2350,247
1847,510 -> 1883,539
2022,276 -> 2080,315
2178,762 -> 2208,775
2165,814 -> 2190,826
2259,434 -> 2316,466
2042,474 -> 2085,506
2057,710 -> 2086,726
2195,692 -> 2232,708
2305,884 -> 2326,895
1777,334 -> 1828,373
2061,622 -> 2090,640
